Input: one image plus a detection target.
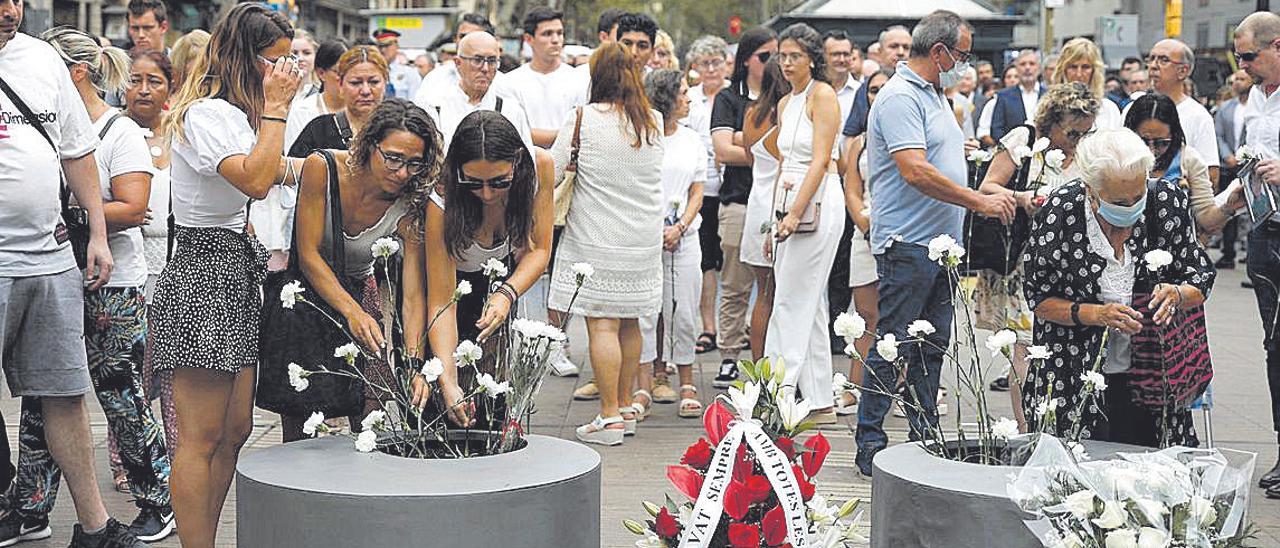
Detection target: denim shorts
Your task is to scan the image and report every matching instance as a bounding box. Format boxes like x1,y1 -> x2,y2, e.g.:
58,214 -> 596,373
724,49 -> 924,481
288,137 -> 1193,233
0,268 -> 93,397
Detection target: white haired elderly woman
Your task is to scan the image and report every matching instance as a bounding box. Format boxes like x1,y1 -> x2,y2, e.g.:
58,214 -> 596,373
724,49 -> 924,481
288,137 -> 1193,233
1022,129 -> 1215,448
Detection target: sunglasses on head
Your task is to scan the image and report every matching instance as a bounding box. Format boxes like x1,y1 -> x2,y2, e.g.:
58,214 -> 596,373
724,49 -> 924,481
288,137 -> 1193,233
456,167 -> 515,190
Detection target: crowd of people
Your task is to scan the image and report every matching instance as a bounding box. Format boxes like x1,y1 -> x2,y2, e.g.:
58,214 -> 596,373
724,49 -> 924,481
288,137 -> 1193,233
2,0 -> 1280,546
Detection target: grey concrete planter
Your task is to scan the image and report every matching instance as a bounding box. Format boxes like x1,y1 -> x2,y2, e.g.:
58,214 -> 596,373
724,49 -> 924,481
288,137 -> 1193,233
870,440 -> 1139,547
236,434 -> 602,548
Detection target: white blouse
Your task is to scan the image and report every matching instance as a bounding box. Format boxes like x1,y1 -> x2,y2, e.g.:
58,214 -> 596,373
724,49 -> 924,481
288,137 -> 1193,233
170,99 -> 257,230
1084,192 -> 1136,374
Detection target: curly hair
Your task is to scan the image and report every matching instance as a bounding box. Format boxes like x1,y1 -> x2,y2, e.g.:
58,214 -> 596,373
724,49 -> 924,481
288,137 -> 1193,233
349,98 -> 443,239
644,68 -> 683,121
1033,82 -> 1099,137
441,111 -> 537,261
778,23 -> 829,84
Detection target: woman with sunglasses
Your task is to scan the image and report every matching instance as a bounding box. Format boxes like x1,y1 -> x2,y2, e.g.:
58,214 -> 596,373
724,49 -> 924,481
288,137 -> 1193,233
1124,93 -> 1237,244
975,82 -> 1098,430
281,98 -> 438,440
151,4 -> 301,545
420,111 -> 553,427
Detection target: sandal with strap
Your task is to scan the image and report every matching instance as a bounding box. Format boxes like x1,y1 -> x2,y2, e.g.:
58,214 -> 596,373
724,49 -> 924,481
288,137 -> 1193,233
835,389 -> 859,416
631,390 -> 653,422
619,406 -> 638,436
677,385 -> 703,418
575,415 -> 625,446
695,332 -> 716,354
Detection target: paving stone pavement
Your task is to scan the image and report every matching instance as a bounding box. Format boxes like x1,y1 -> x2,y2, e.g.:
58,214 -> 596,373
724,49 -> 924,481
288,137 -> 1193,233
3,267 -> 1278,547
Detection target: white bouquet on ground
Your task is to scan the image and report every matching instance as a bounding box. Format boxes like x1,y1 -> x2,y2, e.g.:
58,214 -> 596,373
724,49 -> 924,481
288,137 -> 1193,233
1007,436 -> 1258,547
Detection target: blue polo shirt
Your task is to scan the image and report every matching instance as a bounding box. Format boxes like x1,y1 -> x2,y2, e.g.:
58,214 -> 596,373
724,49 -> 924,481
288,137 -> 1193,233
866,61 -> 967,254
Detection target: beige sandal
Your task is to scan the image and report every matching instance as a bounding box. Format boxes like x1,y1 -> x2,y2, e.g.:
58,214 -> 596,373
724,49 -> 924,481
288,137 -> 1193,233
677,385 -> 703,418
632,390 -> 653,422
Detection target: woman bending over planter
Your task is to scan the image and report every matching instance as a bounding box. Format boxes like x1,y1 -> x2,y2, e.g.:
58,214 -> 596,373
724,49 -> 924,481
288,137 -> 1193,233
272,98 -> 438,441
420,110 -> 554,428
1021,129 -> 1220,448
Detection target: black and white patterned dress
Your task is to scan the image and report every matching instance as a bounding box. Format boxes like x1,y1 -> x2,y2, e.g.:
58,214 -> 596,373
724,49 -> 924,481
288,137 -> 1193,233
1021,179 -> 1215,445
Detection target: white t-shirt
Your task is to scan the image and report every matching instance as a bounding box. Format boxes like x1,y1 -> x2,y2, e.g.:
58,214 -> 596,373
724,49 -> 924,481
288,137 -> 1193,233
977,98 -> 997,140
389,62 -> 421,101
0,33 -> 98,277
660,126 -> 708,234
90,108 -> 152,288
171,99 -> 256,230
1176,96 -> 1220,169
414,62 -> 507,110
1094,98 -> 1123,130
418,83 -> 534,154
686,83 -> 721,197
500,62 -> 579,132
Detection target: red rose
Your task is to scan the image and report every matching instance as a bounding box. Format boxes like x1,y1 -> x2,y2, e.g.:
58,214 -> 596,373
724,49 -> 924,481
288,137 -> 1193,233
743,474 -> 771,504
775,437 -> 797,461
654,507 -> 680,538
792,464 -> 815,501
728,523 -> 760,548
762,505 -> 787,546
681,438 -> 713,470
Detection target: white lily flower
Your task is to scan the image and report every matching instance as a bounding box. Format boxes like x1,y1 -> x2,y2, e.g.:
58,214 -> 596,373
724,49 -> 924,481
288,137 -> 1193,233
1190,496 -> 1217,527
354,430 -> 378,452
1027,345 -> 1052,360
1132,499 -> 1168,525
453,280 -> 472,299
876,333 -> 899,362
476,373 -> 510,398
360,410 -> 387,431
1032,136 -> 1051,154
302,412 -> 326,436
727,382 -> 761,419
280,281 -> 305,309
453,340 -> 483,367
287,362 -> 310,392
634,536 -> 666,548
419,357 -> 444,383
807,493 -> 838,527
1092,500 -> 1127,529
1136,527 -> 1168,548
370,237 -> 400,259
334,343 -> 360,364
985,329 -> 1018,357
481,257 -> 509,278
1081,370 -> 1108,391
907,319 -> 936,338
1143,249 -> 1173,272
991,417 -> 1019,439
1105,529 -> 1138,548
833,311 -> 867,341
777,392 -> 814,431
1062,489 -> 1097,519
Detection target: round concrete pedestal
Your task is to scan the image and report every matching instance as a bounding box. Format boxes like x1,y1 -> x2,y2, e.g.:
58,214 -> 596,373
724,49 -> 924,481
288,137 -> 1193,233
236,434 -> 601,548
870,440 -> 1140,547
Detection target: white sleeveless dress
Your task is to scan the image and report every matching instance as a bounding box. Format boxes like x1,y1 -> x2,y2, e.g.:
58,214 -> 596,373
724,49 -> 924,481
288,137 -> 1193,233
741,126 -> 780,268
763,81 -> 846,409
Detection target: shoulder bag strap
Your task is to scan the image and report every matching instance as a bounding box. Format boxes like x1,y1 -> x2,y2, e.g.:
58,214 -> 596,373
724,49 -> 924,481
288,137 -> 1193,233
495,96 -> 504,112
334,111 -> 354,146
1009,123 -> 1037,191
318,150 -> 347,278
97,111 -> 125,140
567,106 -> 583,172
0,74 -> 69,208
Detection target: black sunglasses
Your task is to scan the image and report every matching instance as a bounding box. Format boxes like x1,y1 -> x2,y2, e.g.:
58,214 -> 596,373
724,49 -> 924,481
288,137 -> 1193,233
1140,137 -> 1174,150
376,145 -> 429,175
754,51 -> 772,64
1234,39 -> 1280,63
456,167 -> 515,190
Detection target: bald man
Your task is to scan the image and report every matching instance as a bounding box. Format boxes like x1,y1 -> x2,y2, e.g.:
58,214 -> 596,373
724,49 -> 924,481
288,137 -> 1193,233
1126,38 -> 1220,185
415,32 -> 533,151
415,12 -> 497,106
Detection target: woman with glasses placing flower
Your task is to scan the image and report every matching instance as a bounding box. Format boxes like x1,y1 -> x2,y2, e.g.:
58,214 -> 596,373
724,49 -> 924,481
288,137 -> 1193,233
1124,93 -> 1239,245
765,23 -> 845,424
279,98 -> 438,441
420,111 -> 553,428
1022,129 -> 1216,447
975,82 -> 1099,431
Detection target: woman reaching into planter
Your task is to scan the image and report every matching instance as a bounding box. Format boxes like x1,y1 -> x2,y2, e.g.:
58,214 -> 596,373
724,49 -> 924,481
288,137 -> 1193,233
1022,129 -> 1223,448
420,110 -> 554,428
275,98 -> 438,441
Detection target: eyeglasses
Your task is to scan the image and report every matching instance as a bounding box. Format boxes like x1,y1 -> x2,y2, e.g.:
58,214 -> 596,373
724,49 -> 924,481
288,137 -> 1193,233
458,55 -> 500,69
753,51 -> 772,64
376,145 -> 429,175
1140,137 -> 1174,150
456,167 -> 515,190
1144,54 -> 1185,67
941,44 -> 972,64
776,52 -> 807,65
1065,128 -> 1095,142
697,58 -> 726,70
1231,42 -> 1277,64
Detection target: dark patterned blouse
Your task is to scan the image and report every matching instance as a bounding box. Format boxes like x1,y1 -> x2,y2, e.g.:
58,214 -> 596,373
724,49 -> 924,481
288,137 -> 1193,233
1020,179 -> 1215,439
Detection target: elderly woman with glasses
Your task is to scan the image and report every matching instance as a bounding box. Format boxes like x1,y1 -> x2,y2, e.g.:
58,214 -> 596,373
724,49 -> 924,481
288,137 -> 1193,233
1124,93 -> 1240,244
974,82 -> 1099,430
1021,129 -> 1216,447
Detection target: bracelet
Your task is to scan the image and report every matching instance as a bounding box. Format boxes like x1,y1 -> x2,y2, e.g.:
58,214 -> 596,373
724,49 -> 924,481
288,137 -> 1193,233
261,115 -> 287,124
1070,302 -> 1082,326
676,221 -> 687,234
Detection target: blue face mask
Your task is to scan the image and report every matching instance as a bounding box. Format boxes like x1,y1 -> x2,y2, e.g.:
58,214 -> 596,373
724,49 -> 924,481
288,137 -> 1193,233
1095,192 -> 1147,227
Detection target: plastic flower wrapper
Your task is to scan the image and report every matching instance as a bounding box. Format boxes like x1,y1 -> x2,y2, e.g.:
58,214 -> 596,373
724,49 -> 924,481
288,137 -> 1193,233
1006,435 -> 1257,548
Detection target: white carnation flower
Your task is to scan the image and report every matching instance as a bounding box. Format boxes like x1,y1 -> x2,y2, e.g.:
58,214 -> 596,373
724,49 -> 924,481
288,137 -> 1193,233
907,319 -> 936,338
832,372 -> 849,394
1027,345 -> 1052,360
302,412 -> 326,436
1081,370 -> 1108,391
1031,137 -> 1051,154
1237,144 -> 1259,162
876,333 -> 899,362
985,329 -> 1018,357
927,234 -> 959,262
370,237 -> 400,259
1044,149 -> 1066,171
419,357 -> 444,383
360,410 -> 386,431
354,429 -> 378,452
571,262 -> 595,280
481,257 -> 509,278
287,362 -> 310,392
991,417 -> 1019,439
1010,145 -> 1033,165
1143,249 -> 1173,272
476,373 -> 510,398
454,280 -> 473,299
1068,440 -> 1090,461
280,281 -> 305,309
833,311 -> 867,341
453,340 -> 483,367
333,343 -> 360,363
968,148 -> 993,163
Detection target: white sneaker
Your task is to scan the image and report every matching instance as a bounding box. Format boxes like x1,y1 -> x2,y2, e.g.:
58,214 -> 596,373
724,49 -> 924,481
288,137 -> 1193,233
550,353 -> 579,377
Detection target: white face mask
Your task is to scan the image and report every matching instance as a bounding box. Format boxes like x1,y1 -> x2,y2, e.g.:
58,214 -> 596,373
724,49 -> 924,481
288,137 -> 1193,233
936,46 -> 971,88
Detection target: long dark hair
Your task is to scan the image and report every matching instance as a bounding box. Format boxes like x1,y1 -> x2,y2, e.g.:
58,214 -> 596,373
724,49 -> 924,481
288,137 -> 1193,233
729,26 -> 777,97
349,98 -> 443,239
1123,93 -> 1186,174
750,57 -> 790,127
588,42 -> 659,147
441,111 -> 537,261
778,23 -> 829,85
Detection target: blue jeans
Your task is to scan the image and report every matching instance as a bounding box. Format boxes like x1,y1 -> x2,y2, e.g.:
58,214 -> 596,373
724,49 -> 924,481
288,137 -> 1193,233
1246,222 -> 1280,434
856,242 -> 954,467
